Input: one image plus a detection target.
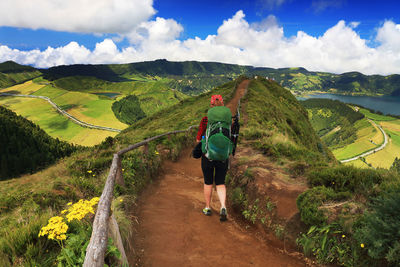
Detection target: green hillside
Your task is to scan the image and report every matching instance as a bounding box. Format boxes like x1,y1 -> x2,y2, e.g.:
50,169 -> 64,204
0,106 -> 76,180
0,61 -> 42,88
242,78 -> 334,163
301,98 -> 365,150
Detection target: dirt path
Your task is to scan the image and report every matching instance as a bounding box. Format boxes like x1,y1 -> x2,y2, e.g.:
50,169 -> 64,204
131,81 -> 307,267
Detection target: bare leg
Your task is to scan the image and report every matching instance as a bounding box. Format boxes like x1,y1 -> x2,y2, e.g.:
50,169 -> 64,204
204,184 -> 213,208
216,184 -> 226,209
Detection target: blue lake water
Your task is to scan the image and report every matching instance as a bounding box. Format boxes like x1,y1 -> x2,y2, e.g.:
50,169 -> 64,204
92,92 -> 120,99
298,93 -> 400,116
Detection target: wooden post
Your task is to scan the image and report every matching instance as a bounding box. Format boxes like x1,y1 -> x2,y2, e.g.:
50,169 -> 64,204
83,154 -> 119,267
108,213 -> 129,266
115,155 -> 125,187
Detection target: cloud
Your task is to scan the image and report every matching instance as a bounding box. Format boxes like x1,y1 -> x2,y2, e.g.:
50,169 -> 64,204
1,11 -> 400,75
350,21 -> 360,28
311,0 -> 345,13
0,0 -> 156,34
257,0 -> 288,11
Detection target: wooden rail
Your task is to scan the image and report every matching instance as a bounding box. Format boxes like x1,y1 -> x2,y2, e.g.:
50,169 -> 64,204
83,125 -> 198,267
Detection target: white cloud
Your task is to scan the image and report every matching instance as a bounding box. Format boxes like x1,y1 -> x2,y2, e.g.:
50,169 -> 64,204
257,0 -> 288,10
311,0 -> 345,13
1,11 -> 400,75
350,21 -> 360,28
0,0 -> 155,34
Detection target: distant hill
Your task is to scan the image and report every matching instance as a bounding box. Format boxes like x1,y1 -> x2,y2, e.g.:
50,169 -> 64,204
0,106 -> 76,180
2,60 -> 400,96
0,61 -> 42,88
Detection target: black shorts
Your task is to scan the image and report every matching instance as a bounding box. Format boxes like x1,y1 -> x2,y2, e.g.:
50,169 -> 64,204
201,155 -> 229,185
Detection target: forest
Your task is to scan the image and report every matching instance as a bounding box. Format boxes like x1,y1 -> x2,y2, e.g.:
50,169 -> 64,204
0,106 -> 76,180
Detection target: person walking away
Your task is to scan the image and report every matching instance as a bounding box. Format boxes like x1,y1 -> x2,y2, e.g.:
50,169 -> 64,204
196,94 -> 233,222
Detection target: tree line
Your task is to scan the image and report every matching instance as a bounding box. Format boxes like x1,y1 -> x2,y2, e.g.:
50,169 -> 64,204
0,106 -> 76,180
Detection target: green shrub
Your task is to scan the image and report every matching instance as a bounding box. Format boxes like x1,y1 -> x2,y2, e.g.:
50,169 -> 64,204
297,186 -> 351,226
354,184 -> 400,266
307,166 -> 383,194
230,187 -> 247,209
297,223 -> 365,266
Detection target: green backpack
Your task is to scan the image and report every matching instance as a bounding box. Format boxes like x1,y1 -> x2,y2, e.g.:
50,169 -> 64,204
201,106 -> 233,161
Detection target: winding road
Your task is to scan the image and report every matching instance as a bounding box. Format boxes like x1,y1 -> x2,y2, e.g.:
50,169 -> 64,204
0,93 -> 122,133
340,119 -> 388,163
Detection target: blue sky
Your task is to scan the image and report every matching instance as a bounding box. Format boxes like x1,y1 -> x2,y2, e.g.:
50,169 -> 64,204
0,0 -> 399,74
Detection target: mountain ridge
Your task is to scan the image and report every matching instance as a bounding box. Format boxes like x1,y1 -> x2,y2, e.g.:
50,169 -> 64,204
2,60 -> 400,96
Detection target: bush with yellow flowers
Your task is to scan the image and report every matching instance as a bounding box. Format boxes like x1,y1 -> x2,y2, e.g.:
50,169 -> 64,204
37,197 -> 106,265
38,197 -> 99,243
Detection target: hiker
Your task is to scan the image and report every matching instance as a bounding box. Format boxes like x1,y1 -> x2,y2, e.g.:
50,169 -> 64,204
196,94 -> 233,222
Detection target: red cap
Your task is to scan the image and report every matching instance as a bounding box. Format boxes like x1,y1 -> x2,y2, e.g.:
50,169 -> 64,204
210,95 -> 223,105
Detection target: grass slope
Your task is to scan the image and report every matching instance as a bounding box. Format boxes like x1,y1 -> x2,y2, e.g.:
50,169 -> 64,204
0,61 -> 42,88
0,77 -> 242,266
241,77 -> 334,164
0,95 -> 119,146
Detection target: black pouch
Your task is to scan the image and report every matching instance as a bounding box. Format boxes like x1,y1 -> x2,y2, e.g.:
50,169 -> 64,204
192,142 -> 202,158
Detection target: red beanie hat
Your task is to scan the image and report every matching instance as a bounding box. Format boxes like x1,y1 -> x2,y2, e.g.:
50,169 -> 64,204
210,95 -> 223,105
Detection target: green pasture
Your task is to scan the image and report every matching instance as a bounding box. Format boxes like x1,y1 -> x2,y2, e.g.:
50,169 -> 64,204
359,108 -> 397,121
332,118 -> 381,160
0,80 -> 44,95
32,84 -> 127,130
52,76 -> 187,117
364,127 -> 400,169
344,158 -> 371,168
0,96 -> 117,146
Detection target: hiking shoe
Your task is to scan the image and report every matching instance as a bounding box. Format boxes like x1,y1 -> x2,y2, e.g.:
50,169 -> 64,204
220,207 -> 227,222
202,207 -> 212,216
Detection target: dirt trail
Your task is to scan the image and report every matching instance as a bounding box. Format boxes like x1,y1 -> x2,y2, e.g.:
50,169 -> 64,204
131,81 -> 307,267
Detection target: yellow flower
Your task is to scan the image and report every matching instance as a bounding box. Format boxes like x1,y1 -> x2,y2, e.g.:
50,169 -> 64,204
154,150 -> 159,155
61,210 -> 67,214
87,170 -> 92,173
67,202 -> 72,206
120,199 -> 123,202
122,168 -> 125,172
361,243 -> 365,248
92,174 -> 95,177
342,234 -> 345,238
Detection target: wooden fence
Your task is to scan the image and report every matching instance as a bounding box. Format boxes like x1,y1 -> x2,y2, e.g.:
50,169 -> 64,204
83,125 -> 198,267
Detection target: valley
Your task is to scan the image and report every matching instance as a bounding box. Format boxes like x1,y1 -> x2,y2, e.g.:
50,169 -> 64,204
1,60 -> 400,267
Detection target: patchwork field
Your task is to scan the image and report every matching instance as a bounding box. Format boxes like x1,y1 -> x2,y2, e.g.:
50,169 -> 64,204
0,96 -> 117,146
361,126 -> 400,169
332,118 -> 382,160
344,109 -> 400,169
0,80 -> 45,94
32,85 -> 128,130
0,79 -> 191,146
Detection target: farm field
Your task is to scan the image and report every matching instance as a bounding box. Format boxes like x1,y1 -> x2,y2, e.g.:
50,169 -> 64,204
32,84 -> 128,130
359,108 -> 397,121
0,96 -> 117,146
362,127 -> 400,169
343,109 -> 400,169
332,118 -> 382,160
0,80 -> 44,94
